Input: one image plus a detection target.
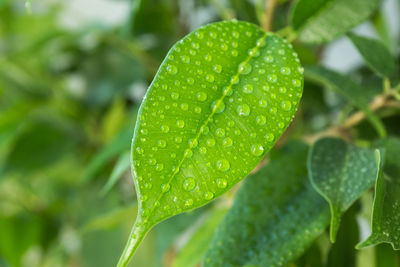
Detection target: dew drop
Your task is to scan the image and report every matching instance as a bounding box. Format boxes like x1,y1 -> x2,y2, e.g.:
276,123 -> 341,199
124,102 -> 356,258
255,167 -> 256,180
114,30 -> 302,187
185,199 -> 193,207
176,120 -> 185,128
194,106 -> 202,113
206,74 -> 215,82
156,163 -> 164,171
231,50 -> 238,57
248,48 -> 260,57
213,64 -> 222,73
222,137 -> 233,147
204,191 -> 214,200
183,177 -> 196,191
211,101 -> 225,113
171,92 -> 179,100
161,184 -> 171,193
175,136 -> 182,143
187,77 -> 194,85
181,103 -> 189,111
157,139 -> 167,148
280,67 -> 291,75
206,138 -> 216,147
220,43 -> 228,51
266,133 -> 275,142
200,147 -> 207,154
251,144 -> 264,156
237,104 -> 250,117
292,79 -> 301,87
181,55 -> 190,63
205,54 -> 212,61
269,107 -> 277,114
281,100 -> 292,111
267,74 -> 277,83
217,178 -> 228,188
136,147 -> 144,155
264,55 -> 274,63
216,159 -> 230,172
161,125 -> 170,133
256,115 -> 266,125
238,63 -> 252,75
184,149 -> 193,158
243,84 -> 254,94
167,64 -> 177,75
216,128 -> 225,137
200,125 -> 209,135
259,99 -> 268,108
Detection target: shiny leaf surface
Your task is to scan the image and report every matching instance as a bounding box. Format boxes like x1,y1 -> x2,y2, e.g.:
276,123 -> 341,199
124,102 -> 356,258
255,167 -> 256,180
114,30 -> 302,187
204,142 -> 330,266
118,20 -> 304,266
308,138 -> 380,242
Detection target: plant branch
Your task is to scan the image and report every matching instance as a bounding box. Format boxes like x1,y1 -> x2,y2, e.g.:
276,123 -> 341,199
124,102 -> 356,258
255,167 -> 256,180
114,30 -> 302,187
304,92 -> 398,143
261,0 -> 278,32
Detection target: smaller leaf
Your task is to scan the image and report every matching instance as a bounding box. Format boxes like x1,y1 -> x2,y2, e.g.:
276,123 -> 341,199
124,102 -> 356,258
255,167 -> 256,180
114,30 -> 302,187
305,66 -> 386,137
348,33 -> 395,77
204,142 -> 330,266
290,0 -> 381,44
100,151 -> 131,196
357,137 -> 400,250
308,137 -> 380,242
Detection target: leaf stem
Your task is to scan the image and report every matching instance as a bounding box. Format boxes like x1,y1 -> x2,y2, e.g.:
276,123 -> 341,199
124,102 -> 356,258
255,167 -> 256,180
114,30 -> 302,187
117,217 -> 149,267
261,0 -> 278,32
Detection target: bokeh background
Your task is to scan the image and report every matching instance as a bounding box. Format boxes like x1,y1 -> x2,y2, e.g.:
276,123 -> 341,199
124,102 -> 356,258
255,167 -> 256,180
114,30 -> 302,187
0,0 -> 399,266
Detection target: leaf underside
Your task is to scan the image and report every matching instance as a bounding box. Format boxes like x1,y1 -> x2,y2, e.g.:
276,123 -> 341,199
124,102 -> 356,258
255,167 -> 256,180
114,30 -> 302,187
290,0 -> 381,44
308,137 -> 380,242
357,137 -> 400,250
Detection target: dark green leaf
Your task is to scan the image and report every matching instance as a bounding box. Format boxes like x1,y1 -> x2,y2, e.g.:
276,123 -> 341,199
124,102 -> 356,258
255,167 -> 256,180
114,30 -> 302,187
305,66 -> 386,137
119,20 -> 304,266
290,0 -> 381,44
204,142 -> 330,266
308,137 -> 380,242
348,32 -> 395,77
357,137 -> 400,250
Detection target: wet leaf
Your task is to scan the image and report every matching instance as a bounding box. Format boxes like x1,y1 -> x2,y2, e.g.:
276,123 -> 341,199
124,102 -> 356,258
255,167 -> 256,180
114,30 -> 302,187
348,33 -> 395,77
357,137 -> 400,250
305,66 -> 386,137
204,142 -> 330,266
119,20 -> 304,266
308,137 -> 380,242
290,0 -> 381,44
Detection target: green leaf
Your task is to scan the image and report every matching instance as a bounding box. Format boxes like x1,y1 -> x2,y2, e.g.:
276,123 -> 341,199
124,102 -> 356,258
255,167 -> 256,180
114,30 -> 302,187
119,20 -> 304,266
348,33 -> 395,77
290,0 -> 381,44
357,137 -> 400,250
204,142 -> 330,266
305,66 -> 386,137
308,137 -> 380,242
100,151 -> 131,196
326,206 -> 359,267
172,207 -> 228,267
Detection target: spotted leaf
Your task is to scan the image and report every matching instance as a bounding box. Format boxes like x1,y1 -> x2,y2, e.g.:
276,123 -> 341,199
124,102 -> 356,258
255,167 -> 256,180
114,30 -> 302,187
117,20 -> 304,266
308,138 -> 380,242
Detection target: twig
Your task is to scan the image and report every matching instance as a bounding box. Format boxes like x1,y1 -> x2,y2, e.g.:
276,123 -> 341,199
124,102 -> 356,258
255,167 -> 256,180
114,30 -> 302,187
261,0 -> 278,32
304,92 -> 397,143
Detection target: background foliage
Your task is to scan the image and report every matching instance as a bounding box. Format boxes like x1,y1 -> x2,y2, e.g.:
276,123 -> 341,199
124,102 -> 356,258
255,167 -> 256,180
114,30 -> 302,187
0,0 -> 399,266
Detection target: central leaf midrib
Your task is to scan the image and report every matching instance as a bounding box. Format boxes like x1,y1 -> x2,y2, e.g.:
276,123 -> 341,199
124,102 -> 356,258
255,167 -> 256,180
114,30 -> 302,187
146,32 -> 268,224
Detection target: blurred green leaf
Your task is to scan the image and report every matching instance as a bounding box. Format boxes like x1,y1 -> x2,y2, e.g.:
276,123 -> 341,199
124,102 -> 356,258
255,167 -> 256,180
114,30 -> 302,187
204,142 -> 330,266
100,151 -> 131,196
375,243 -> 400,266
348,32 -> 395,77
357,137 -> 400,250
308,137 -> 379,242
173,207 -> 228,267
3,118 -> 78,175
290,0 -> 381,43
305,66 -> 386,137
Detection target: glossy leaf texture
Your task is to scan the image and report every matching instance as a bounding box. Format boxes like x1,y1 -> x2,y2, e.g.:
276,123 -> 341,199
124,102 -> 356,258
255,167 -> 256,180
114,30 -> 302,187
290,0 -> 381,44
305,66 -> 386,137
348,33 -> 395,77
308,138 -> 380,242
118,20 -> 304,266
204,142 -> 330,266
358,137 -> 400,250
